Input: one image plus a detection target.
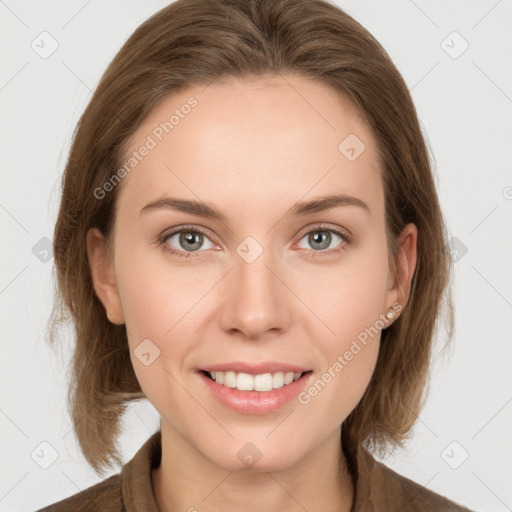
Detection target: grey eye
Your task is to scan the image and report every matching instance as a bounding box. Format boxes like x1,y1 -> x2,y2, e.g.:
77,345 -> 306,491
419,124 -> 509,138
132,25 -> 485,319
165,230 -> 214,252
297,230 -> 344,251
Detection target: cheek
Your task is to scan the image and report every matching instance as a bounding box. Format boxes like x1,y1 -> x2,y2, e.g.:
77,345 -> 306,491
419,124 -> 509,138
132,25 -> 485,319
116,243 -> 209,342
297,275 -> 384,426
295,241 -> 388,405
296,237 -> 389,342
115,251 -> 204,404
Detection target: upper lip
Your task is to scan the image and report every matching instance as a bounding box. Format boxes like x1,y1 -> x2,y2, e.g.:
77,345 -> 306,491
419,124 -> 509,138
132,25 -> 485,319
200,361 -> 311,375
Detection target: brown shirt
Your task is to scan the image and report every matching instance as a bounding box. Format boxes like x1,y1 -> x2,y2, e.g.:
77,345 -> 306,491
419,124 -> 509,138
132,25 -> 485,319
37,430 -> 474,511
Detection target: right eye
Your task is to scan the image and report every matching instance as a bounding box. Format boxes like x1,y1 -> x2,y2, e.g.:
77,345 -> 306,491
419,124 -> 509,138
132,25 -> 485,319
159,226 -> 217,259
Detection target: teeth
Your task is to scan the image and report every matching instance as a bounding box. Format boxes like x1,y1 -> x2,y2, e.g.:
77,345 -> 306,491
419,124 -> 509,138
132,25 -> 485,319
208,370 -> 304,391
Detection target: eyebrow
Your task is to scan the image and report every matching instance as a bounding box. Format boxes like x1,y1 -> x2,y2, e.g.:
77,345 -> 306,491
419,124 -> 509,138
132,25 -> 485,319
139,194 -> 371,221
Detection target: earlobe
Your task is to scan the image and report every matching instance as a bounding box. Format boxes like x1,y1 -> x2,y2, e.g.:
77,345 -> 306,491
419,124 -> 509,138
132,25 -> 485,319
86,228 -> 125,325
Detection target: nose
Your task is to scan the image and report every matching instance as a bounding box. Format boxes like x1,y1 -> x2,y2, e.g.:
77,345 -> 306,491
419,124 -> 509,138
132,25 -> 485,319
218,244 -> 292,341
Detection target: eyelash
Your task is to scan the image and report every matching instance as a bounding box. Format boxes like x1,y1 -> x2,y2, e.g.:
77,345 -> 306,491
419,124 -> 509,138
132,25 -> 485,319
157,223 -> 352,260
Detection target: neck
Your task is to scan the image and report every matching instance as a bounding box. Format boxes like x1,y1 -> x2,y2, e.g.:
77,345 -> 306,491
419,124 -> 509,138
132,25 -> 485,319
152,421 -> 355,512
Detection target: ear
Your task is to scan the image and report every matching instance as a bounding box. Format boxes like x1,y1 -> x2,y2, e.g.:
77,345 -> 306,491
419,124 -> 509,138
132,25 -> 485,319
86,227 -> 125,325
385,222 -> 418,310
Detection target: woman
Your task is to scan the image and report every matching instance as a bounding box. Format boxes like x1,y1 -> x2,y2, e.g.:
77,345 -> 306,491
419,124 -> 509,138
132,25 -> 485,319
38,0 -> 474,510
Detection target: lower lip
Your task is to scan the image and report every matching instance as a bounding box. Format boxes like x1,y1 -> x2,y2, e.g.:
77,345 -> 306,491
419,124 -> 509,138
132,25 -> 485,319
198,371 -> 312,415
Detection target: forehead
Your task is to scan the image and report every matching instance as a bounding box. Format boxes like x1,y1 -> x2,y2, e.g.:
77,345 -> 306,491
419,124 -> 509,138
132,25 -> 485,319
116,74 -> 383,221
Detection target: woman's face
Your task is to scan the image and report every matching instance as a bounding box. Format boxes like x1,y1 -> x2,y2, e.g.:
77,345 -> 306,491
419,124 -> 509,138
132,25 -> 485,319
88,74 -> 416,472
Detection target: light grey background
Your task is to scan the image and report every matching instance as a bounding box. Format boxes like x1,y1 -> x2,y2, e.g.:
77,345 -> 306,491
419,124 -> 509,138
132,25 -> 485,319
1,1 -> 511,511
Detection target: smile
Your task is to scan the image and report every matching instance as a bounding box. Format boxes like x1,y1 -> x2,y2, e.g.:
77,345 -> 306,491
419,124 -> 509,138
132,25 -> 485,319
198,368 -> 313,414
204,370 -> 304,391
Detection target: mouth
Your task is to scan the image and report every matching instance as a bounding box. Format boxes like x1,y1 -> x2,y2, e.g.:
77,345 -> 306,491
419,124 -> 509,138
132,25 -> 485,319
199,369 -> 313,392
198,367 -> 314,414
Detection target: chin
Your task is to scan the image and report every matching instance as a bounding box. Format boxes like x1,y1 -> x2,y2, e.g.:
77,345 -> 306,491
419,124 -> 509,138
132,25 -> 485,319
202,439 -> 305,473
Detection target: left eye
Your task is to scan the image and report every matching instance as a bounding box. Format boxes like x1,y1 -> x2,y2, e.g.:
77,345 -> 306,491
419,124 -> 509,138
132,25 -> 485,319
297,229 -> 346,252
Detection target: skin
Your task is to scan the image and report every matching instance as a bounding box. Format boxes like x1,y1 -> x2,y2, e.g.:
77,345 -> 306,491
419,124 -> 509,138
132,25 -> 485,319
87,74 -> 417,511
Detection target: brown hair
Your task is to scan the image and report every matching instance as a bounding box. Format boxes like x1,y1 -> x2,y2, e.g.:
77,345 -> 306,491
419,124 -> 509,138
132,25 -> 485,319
48,0 -> 455,476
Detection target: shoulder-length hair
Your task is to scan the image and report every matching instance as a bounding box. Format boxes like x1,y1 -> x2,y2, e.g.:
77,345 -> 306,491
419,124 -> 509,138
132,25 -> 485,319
49,0 -> 454,476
